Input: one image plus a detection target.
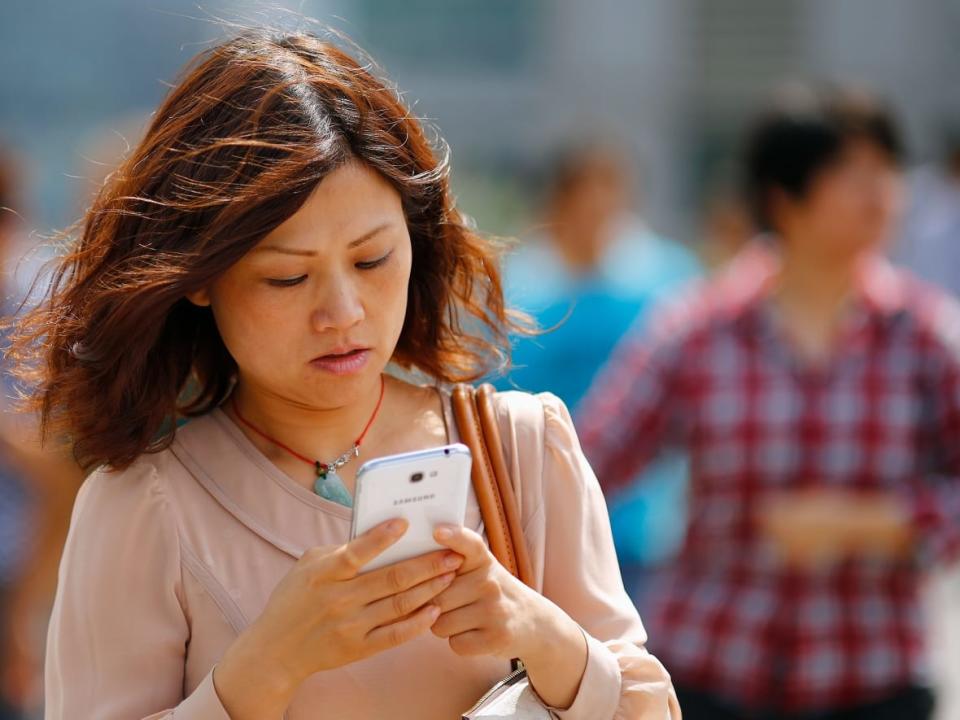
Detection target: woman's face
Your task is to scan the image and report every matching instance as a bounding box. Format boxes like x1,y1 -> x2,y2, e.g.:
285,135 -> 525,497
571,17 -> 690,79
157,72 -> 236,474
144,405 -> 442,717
187,160 -> 412,408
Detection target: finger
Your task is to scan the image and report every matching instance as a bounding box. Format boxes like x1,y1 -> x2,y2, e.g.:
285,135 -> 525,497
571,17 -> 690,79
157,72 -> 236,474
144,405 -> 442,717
433,524 -> 490,573
365,603 -> 441,654
447,629 -> 493,657
356,549 -> 464,603
430,604 -> 483,640
364,571 -> 457,627
328,519 -> 408,579
432,566 -> 490,614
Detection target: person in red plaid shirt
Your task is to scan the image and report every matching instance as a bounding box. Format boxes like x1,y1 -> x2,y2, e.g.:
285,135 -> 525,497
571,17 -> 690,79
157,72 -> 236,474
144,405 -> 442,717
578,85 -> 960,719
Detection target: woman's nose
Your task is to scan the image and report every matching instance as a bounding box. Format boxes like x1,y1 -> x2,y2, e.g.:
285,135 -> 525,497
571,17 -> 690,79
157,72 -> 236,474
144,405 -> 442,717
311,275 -> 365,331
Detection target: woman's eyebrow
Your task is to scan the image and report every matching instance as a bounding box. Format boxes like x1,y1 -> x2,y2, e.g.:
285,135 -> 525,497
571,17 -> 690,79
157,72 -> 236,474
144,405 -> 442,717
347,222 -> 392,248
255,223 -> 393,256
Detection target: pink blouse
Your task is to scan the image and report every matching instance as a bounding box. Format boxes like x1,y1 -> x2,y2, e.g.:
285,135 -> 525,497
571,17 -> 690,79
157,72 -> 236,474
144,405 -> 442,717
44,388 -> 679,719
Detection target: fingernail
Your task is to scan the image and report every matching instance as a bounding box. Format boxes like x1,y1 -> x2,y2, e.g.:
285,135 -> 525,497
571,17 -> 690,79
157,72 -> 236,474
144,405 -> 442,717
439,572 -> 456,584
435,525 -> 454,540
428,605 -> 441,620
387,519 -> 406,536
443,553 -> 461,569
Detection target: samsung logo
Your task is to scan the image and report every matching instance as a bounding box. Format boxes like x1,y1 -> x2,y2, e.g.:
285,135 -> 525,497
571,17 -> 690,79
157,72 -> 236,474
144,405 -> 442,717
393,493 -> 436,506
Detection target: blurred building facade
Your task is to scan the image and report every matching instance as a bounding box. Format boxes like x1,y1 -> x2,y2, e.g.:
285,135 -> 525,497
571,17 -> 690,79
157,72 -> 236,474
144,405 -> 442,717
2,1 -> 960,242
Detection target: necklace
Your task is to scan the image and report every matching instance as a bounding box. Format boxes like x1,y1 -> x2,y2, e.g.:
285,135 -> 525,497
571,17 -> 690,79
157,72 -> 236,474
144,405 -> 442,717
229,375 -> 386,507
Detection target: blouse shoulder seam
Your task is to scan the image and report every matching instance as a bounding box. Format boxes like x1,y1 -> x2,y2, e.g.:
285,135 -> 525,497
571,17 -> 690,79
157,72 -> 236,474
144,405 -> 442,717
144,459 -> 191,621
145,451 -> 250,635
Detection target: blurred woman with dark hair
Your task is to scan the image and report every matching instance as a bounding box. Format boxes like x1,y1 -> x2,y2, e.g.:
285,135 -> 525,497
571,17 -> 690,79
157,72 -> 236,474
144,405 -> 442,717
5,29 -> 678,720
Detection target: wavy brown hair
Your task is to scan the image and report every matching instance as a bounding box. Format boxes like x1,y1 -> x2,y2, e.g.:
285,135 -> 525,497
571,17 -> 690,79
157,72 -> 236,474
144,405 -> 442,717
4,29 -> 526,473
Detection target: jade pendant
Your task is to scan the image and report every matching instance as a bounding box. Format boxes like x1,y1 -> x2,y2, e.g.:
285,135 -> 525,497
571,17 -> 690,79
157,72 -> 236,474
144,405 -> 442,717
313,468 -> 353,508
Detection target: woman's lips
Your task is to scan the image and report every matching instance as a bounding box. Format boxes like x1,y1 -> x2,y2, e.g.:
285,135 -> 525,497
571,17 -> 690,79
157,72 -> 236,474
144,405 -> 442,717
309,348 -> 370,375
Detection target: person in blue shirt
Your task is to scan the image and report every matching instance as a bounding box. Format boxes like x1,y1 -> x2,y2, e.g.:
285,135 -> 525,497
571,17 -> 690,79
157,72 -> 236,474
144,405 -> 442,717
498,139 -> 699,605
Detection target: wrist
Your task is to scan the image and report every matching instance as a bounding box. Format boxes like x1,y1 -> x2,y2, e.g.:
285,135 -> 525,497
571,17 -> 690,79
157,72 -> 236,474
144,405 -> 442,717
518,597 -> 585,670
214,629 -> 300,719
517,598 -> 588,711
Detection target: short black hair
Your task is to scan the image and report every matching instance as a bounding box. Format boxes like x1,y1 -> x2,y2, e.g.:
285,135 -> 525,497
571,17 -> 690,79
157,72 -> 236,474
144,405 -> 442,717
742,84 -> 904,232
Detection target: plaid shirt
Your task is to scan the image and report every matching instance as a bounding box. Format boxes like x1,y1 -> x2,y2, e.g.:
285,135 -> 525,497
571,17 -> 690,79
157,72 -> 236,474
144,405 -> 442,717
577,244 -> 960,713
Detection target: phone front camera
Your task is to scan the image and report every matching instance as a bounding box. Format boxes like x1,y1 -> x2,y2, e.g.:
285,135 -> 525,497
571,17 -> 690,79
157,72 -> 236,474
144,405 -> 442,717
410,472 -> 424,483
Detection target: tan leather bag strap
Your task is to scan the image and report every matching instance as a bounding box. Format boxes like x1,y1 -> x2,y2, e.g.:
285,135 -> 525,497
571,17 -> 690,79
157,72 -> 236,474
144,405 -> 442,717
450,383 -> 535,589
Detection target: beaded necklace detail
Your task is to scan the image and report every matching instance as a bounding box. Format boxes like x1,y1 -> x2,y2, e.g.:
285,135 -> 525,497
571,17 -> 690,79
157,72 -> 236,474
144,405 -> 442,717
230,375 -> 386,507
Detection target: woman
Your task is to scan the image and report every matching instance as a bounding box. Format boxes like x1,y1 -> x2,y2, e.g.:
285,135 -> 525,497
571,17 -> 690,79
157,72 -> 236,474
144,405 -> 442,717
7,30 -> 678,719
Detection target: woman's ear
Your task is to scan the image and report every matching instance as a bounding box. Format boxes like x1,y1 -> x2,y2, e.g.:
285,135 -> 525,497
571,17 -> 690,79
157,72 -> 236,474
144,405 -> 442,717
185,287 -> 212,307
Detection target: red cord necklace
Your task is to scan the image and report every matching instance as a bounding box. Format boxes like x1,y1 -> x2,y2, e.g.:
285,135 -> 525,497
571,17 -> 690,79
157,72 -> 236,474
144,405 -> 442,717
230,374 -> 386,507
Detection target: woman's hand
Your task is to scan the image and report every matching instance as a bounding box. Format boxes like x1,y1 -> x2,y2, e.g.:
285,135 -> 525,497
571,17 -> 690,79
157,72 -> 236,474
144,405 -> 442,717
430,524 -> 588,711
213,518 -> 464,719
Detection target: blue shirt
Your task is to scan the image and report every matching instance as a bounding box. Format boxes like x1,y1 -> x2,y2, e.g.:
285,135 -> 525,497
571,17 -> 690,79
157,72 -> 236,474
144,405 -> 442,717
499,218 -> 700,408
497,217 -> 700,564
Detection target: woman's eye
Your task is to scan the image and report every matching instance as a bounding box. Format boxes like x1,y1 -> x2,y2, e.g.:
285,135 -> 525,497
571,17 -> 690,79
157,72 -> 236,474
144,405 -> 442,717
266,275 -> 307,287
356,250 -> 393,270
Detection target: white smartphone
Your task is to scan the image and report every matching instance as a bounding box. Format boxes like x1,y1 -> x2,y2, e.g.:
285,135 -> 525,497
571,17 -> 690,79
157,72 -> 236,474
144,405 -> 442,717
349,443 -> 472,573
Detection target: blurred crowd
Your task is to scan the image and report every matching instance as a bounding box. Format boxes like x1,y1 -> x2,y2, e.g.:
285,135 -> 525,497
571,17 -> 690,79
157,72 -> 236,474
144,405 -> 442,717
3,55 -> 960,720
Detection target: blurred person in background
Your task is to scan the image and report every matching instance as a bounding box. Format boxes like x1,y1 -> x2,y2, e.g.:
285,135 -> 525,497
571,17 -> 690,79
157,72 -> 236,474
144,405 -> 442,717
500,137 -> 700,408
579,84 -> 960,719
0,147 -> 82,718
497,138 -> 700,614
0,143 -> 33,720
